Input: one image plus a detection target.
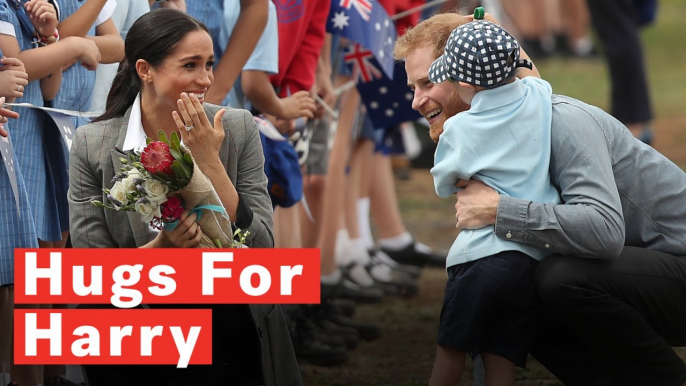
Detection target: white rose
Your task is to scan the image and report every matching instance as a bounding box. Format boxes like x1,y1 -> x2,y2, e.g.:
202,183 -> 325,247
121,169 -> 142,192
143,179 -> 169,204
136,200 -> 162,223
109,182 -> 128,208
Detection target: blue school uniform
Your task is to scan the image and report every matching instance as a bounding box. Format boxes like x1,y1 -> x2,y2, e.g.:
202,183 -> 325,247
0,0 -> 66,284
185,0 -> 224,64
52,0 -> 98,128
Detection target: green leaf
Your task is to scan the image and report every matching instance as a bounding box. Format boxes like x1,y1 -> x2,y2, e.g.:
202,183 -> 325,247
170,131 -> 182,152
183,152 -> 194,167
158,130 -> 170,145
154,172 -> 172,182
172,160 -> 190,180
170,148 -> 183,161
213,239 -> 223,248
146,137 -> 153,145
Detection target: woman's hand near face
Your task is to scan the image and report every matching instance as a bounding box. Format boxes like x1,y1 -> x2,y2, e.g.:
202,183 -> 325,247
173,92 -> 226,172
151,210 -> 203,248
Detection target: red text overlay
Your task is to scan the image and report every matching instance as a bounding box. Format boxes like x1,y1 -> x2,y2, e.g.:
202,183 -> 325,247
15,248 -> 321,306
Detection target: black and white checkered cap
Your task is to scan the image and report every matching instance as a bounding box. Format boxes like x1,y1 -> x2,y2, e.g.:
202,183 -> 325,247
428,21 -> 526,88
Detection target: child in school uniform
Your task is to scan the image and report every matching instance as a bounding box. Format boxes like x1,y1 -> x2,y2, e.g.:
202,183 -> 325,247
0,0 -> 99,384
428,16 -> 560,386
53,0 -> 123,128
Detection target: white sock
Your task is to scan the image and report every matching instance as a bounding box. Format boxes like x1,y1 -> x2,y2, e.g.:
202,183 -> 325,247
350,238 -> 372,265
347,263 -> 375,287
321,269 -> 342,285
378,232 -> 413,251
335,229 -> 352,266
356,198 -> 375,250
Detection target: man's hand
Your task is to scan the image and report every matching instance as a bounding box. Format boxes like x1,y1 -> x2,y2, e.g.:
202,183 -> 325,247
454,179 -> 500,234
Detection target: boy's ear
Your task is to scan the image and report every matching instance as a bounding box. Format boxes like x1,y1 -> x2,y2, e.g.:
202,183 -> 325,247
457,81 -> 476,91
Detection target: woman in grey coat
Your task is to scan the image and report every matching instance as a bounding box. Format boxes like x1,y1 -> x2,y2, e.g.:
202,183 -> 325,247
68,9 -> 301,386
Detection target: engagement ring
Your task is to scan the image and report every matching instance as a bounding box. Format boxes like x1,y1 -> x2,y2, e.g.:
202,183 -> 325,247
184,124 -> 194,132
17,85 -> 23,92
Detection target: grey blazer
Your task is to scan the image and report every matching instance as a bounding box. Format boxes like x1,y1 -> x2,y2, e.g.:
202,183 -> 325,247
68,103 -> 302,386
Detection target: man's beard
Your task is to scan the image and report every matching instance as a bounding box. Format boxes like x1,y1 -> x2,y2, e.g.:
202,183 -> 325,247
428,92 -> 468,143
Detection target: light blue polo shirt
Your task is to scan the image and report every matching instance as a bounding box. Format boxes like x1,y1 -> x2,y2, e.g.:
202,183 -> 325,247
220,0 -> 279,108
431,77 -> 561,268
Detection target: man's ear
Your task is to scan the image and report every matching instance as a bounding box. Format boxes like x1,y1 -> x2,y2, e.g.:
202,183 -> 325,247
457,81 -> 476,91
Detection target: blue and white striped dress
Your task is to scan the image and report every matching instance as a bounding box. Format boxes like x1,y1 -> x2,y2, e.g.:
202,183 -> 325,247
52,0 -> 114,128
0,0 -> 62,285
185,0 -> 224,64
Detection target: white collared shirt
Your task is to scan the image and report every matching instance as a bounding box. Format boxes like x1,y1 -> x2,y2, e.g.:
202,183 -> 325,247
123,93 -> 159,242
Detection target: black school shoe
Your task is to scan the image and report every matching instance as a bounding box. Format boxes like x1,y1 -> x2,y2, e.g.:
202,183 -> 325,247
315,300 -> 381,342
379,242 -> 446,268
287,306 -> 348,366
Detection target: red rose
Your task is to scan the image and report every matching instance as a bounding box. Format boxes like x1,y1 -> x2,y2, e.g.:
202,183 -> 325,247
140,141 -> 175,176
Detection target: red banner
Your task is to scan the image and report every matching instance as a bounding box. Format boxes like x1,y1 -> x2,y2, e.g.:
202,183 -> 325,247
14,309 -> 212,366
14,248 -> 321,306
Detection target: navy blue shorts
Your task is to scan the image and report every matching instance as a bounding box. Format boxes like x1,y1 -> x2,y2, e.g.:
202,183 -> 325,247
438,251 -> 542,368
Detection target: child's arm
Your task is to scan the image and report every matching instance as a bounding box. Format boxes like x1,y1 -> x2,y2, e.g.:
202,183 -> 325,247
55,0 -> 108,37
432,129 -> 472,198
88,18 -> 124,64
40,69 -> 62,101
1,34 -> 100,81
242,70 -> 316,120
482,12 -> 541,80
204,0 -> 269,105
57,0 -> 124,64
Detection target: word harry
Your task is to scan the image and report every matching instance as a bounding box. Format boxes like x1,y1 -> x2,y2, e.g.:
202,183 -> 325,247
14,309 -> 212,367
15,249 -> 321,306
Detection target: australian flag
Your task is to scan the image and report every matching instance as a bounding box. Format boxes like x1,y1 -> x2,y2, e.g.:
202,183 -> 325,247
344,43 -> 421,128
327,0 -> 396,79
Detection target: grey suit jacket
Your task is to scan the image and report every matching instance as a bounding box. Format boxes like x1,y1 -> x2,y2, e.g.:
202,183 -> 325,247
68,103 -> 302,386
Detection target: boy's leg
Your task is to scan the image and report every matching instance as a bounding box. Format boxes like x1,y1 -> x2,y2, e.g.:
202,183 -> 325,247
482,352 -> 515,386
429,345 -> 466,386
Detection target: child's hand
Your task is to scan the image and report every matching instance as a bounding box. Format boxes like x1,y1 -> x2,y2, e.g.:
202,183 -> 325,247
0,59 -> 29,99
25,0 -> 58,39
62,37 -> 101,71
0,96 -> 20,138
265,114 -> 295,136
278,90 -> 316,120
0,57 -> 26,73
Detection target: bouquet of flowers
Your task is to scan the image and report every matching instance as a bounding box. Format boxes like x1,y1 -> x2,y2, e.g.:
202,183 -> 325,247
92,130 -> 248,248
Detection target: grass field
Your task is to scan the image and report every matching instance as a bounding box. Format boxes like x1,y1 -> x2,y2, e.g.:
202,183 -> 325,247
302,1 -> 686,384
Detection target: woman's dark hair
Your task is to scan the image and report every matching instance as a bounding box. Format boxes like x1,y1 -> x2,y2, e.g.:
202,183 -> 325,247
93,9 -> 209,122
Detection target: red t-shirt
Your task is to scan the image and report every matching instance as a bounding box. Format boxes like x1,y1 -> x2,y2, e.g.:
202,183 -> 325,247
270,0 -> 331,97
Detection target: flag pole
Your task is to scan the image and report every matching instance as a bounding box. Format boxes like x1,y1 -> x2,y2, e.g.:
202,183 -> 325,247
390,0 -> 448,21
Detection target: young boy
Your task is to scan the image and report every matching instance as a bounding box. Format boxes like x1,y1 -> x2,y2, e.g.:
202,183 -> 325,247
428,16 -> 561,386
